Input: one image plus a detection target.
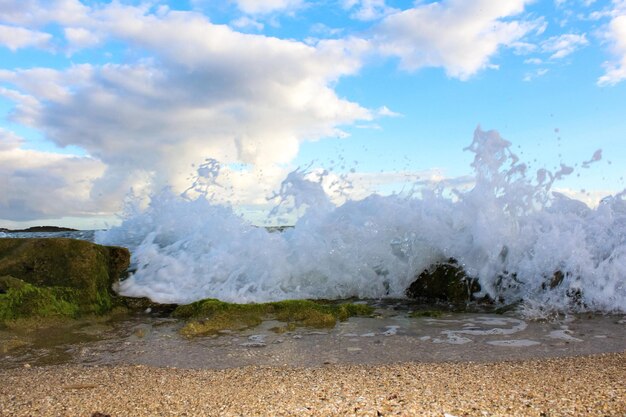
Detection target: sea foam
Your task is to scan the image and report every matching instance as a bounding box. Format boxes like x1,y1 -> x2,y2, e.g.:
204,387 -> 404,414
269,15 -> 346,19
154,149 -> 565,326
96,128 -> 626,315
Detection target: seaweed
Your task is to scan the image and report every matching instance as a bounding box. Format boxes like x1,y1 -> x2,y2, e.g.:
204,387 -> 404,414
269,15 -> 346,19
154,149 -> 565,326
173,299 -> 375,337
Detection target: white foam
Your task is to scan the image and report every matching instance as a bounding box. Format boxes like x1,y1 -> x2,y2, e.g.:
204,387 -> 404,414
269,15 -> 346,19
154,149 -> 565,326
429,317 -> 528,345
426,317 -> 527,336
96,127 -> 626,315
240,334 -> 267,347
382,326 -> 399,336
433,333 -> 473,345
487,339 -> 541,347
548,329 -> 583,342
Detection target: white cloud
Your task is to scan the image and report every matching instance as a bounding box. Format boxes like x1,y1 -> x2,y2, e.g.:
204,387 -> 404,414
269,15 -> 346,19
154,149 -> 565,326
376,106 -> 402,117
310,23 -> 344,37
0,1 -> 102,54
0,24 -> 51,51
523,68 -> 549,82
0,66 -> 92,103
0,130 -> 115,221
314,168 -> 474,204
373,0 -> 539,79
541,33 -> 589,59
64,27 -> 101,51
552,188 -> 613,208
598,11 -> 626,85
233,0 -> 303,15
0,0 -> 89,26
0,4 -> 372,213
342,0 -> 398,21
511,41 -> 538,55
0,128 -> 23,150
230,16 -> 264,31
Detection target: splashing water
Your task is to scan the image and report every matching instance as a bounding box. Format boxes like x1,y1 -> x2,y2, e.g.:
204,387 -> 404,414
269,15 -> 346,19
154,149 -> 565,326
96,128 -> 626,315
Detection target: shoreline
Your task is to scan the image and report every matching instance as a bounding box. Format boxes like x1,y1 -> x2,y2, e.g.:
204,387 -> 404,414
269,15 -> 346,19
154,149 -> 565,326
1,352 -> 624,416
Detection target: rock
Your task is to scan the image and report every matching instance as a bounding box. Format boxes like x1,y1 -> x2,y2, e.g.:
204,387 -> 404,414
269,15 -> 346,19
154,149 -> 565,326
405,258 -> 481,304
115,296 -> 178,315
0,275 -> 82,320
0,238 -> 130,320
173,299 -> 375,337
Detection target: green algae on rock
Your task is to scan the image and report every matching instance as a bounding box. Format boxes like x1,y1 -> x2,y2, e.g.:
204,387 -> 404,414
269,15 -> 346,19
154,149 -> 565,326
0,275 -> 81,320
0,238 -> 130,321
173,299 -> 374,337
408,309 -> 444,318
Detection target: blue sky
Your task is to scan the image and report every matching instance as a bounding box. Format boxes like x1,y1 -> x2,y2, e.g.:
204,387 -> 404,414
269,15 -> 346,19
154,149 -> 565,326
0,0 -> 625,228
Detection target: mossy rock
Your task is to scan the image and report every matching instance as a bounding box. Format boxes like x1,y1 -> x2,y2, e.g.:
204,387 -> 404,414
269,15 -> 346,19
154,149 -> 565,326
0,276 -> 81,320
0,238 -> 130,320
173,299 -> 374,337
406,258 -> 481,304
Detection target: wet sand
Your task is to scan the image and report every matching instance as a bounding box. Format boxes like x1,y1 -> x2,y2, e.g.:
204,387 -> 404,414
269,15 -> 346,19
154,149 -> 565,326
1,352 -> 624,417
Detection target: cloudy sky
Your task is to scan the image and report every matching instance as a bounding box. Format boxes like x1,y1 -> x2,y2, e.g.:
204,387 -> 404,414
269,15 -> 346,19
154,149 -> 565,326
0,0 -> 625,229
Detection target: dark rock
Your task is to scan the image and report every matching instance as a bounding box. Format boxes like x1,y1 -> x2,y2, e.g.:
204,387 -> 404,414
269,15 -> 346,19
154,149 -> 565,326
0,238 -> 130,320
406,258 -> 481,303
550,270 -> 565,289
541,270 -> 566,290
115,296 -> 178,315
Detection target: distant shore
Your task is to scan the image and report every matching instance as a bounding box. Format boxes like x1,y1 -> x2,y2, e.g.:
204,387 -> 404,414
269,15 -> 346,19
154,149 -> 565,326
1,352 -> 624,417
0,226 -> 79,233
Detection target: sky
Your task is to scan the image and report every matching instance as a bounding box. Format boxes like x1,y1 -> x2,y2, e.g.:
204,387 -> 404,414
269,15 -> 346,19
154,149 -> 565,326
0,0 -> 625,229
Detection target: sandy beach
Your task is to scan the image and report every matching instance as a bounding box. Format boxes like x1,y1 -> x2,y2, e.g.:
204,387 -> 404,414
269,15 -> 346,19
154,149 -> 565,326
1,352 -> 624,417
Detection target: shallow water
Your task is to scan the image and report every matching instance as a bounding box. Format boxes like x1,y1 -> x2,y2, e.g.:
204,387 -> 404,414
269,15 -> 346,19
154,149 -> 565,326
2,303 -> 624,370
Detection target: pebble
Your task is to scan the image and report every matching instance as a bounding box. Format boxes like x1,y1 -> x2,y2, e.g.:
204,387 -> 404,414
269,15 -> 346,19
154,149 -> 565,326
0,353 -> 623,417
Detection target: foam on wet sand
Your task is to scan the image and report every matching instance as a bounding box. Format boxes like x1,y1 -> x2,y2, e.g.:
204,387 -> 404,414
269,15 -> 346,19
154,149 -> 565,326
1,352 -> 624,416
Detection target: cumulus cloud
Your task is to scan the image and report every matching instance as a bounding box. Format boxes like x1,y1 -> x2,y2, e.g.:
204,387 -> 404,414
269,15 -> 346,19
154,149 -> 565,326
0,24 -> 51,51
373,0 -> 539,79
0,0 -> 108,56
0,128 -> 22,150
0,4 -> 372,215
0,0 -> 89,26
64,27 -> 101,51
0,129 -> 113,221
598,6 -> 626,86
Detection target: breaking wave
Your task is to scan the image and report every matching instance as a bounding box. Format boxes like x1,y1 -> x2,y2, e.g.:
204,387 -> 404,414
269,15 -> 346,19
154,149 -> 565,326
96,128 -> 626,315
